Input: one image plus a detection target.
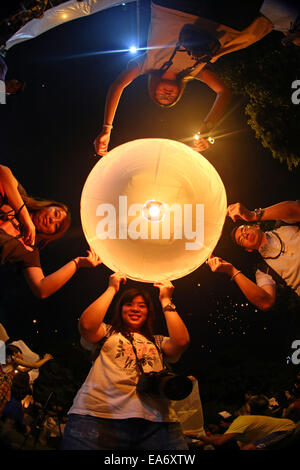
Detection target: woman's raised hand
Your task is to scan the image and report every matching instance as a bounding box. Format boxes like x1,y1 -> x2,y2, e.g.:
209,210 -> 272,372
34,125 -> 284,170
43,353 -> 53,361
192,136 -> 211,152
108,272 -> 127,293
206,254 -> 234,276
227,202 -> 255,222
154,281 -> 174,301
22,217 -> 36,247
76,248 -> 102,269
94,129 -> 111,156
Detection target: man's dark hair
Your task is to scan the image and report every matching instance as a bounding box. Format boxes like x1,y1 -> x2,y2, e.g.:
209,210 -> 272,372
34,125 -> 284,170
249,395 -> 269,415
6,344 -> 22,358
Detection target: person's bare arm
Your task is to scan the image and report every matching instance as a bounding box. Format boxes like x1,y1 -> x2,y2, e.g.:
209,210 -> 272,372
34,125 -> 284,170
79,273 -> 126,343
0,165 -> 35,246
94,63 -> 140,155
198,432 -> 239,446
154,282 -> 190,363
23,250 -> 101,299
192,69 -> 232,151
14,353 -> 53,370
227,201 -> 300,223
207,256 -> 276,311
199,68 -> 232,126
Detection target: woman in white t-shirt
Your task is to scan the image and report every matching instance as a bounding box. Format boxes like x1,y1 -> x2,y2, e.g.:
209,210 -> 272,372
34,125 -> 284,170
94,1 -> 279,156
62,272 -> 191,450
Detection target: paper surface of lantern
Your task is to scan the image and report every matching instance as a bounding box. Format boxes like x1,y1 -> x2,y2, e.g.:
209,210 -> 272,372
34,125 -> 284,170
81,139 -> 227,282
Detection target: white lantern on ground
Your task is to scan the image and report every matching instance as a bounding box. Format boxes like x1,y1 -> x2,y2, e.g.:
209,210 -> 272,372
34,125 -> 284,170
81,139 -> 226,282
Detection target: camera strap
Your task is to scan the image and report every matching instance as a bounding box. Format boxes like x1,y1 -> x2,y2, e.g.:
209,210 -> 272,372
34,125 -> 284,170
159,26 -> 221,78
126,334 -> 145,375
159,43 -> 204,78
126,333 -> 169,375
0,197 -> 24,236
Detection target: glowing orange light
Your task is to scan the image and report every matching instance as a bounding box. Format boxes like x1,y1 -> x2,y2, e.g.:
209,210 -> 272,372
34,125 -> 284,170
81,139 -> 227,282
142,200 -> 166,222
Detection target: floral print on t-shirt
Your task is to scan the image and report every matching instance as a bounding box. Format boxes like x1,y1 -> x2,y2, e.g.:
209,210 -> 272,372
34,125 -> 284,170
115,337 -> 159,370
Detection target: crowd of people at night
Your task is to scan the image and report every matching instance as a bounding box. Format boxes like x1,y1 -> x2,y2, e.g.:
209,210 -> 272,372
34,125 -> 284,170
1,322 -> 300,451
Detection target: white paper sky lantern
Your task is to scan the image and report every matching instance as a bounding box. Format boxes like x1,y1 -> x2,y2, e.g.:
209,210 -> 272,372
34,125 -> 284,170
81,139 -> 227,282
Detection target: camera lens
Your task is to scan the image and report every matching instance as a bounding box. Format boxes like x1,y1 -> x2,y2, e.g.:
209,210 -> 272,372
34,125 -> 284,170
160,375 -> 193,400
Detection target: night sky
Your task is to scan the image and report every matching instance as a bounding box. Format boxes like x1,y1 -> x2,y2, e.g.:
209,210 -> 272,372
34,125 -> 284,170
1,1 -> 300,384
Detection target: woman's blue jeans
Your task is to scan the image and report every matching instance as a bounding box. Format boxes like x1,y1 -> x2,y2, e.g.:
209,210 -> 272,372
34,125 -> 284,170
61,414 -> 188,450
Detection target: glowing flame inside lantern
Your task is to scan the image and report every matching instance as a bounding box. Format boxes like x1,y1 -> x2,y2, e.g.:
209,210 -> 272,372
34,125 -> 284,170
81,139 -> 227,282
142,200 -> 166,222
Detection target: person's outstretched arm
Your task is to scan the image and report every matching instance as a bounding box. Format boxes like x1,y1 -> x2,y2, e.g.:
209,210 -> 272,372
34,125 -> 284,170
79,272 -> 127,343
154,281 -> 190,363
207,256 -> 276,311
14,353 -> 53,370
193,69 -> 232,152
23,249 -> 102,299
0,165 -> 35,246
227,201 -> 300,223
94,63 -> 140,156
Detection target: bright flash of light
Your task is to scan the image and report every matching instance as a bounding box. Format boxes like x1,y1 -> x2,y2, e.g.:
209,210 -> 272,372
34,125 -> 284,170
182,128 -> 247,144
194,133 -> 214,144
61,14 -> 68,19
142,200 -> 166,222
52,44 -> 176,62
149,205 -> 160,218
129,46 -> 137,53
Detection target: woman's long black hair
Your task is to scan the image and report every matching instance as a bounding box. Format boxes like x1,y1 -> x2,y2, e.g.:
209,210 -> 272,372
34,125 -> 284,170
18,183 -> 71,249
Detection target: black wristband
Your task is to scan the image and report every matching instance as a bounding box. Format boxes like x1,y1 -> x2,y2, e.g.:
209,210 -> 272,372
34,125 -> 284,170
16,203 -> 25,217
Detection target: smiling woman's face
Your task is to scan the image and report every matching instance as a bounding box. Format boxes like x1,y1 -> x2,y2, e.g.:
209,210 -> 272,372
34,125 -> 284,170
32,206 -> 67,234
121,295 -> 148,332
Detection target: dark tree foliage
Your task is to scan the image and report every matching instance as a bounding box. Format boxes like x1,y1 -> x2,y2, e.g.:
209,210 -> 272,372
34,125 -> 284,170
212,32 -> 300,169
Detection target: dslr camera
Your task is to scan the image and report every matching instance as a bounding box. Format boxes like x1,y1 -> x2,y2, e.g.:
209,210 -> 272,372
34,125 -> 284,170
137,369 -> 193,401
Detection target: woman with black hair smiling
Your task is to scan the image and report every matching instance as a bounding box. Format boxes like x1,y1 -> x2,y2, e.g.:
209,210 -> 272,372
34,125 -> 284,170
62,272 -> 190,450
0,165 -> 101,299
